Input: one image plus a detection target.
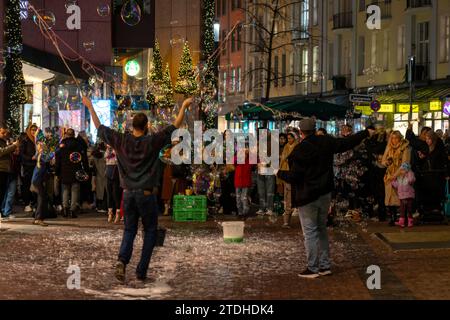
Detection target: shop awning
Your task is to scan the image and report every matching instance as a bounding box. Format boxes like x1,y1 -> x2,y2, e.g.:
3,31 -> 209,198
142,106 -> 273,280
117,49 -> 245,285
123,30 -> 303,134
376,84 -> 450,103
236,98 -> 350,121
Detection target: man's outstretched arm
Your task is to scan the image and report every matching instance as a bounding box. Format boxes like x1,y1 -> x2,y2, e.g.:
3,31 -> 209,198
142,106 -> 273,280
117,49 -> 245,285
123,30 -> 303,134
173,98 -> 193,128
82,96 -> 101,129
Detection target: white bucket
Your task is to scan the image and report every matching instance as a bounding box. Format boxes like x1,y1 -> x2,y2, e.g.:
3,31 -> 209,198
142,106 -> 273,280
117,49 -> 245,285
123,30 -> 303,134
221,221 -> 245,243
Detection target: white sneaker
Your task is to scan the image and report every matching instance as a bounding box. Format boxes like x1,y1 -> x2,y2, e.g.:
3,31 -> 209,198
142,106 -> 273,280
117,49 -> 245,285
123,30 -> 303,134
292,209 -> 299,217
265,210 -> 274,216
24,205 -> 33,213
256,210 -> 265,216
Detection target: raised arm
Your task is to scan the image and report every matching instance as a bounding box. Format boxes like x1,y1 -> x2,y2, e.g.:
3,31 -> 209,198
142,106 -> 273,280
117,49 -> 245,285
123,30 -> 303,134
173,98 -> 193,128
82,96 -> 101,129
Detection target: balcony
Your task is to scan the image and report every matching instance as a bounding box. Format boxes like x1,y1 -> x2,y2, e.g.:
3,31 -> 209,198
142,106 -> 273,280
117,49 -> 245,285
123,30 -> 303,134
407,0 -> 432,9
367,1 -> 392,19
292,28 -> 310,43
333,12 -> 353,30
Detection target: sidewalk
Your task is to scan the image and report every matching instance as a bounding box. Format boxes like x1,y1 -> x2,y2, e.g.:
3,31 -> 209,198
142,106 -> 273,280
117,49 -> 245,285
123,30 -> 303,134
1,211 -> 450,300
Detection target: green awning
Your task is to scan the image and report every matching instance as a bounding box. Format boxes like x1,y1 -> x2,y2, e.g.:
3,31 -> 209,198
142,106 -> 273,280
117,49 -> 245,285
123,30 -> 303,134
238,99 -> 349,121
376,85 -> 450,103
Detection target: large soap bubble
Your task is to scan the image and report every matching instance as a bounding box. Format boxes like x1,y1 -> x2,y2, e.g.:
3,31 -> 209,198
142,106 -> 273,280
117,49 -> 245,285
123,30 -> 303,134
121,0 -> 142,27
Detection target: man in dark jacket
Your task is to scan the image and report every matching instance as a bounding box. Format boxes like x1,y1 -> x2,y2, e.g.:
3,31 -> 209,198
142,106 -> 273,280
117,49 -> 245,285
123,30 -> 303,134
55,128 -> 89,218
278,118 -> 374,278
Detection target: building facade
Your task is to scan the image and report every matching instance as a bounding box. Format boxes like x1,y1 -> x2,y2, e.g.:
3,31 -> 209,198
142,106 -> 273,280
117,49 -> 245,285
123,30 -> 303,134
239,0 -> 450,135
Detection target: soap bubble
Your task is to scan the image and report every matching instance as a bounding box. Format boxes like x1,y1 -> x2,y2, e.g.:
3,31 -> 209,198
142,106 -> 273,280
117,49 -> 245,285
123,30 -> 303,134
83,41 -> 95,52
121,0 -> 142,27
97,4 -> 111,17
33,10 -> 56,30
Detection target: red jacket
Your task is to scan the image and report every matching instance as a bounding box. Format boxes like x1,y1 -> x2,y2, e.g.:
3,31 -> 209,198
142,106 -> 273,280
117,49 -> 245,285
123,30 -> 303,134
234,156 -> 253,188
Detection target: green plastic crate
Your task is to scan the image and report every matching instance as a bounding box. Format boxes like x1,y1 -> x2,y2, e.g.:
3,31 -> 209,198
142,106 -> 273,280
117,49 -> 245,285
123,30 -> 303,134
173,195 -> 207,211
173,209 -> 207,222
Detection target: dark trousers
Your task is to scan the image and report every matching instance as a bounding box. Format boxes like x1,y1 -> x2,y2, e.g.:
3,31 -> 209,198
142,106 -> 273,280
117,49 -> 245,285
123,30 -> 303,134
0,171 -> 9,210
107,177 -> 122,212
400,198 -> 414,218
35,181 -> 48,221
22,166 -> 36,206
118,190 -> 158,278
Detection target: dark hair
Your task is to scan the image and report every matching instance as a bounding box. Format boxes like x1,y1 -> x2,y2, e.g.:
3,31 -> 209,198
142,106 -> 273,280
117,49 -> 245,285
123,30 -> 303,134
421,126 -> 432,135
317,128 -> 327,135
66,128 -> 75,138
279,133 -> 287,140
302,130 -> 315,137
132,113 -> 148,132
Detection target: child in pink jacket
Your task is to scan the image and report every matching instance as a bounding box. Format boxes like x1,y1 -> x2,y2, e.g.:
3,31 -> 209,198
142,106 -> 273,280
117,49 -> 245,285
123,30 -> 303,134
392,162 -> 416,227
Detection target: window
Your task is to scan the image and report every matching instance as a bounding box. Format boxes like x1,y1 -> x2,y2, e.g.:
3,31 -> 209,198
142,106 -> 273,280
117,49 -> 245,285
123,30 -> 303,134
222,71 -> 227,95
397,25 -> 406,69
222,0 -> 226,16
300,0 -> 310,38
312,46 -> 319,82
216,0 -> 221,17
222,30 -> 227,56
313,0 -> 318,26
236,67 -> 242,92
383,30 -> 390,71
359,0 -> 365,12
237,25 -> 242,51
248,63 -> 253,92
290,51 -> 295,85
302,48 -> 309,80
328,43 -> 334,79
230,69 -> 236,92
274,56 -> 279,87
358,36 -> 365,75
440,16 -> 450,63
417,21 -> 430,64
282,54 -> 287,87
371,33 -> 377,66
231,31 -> 236,52
343,39 -> 351,75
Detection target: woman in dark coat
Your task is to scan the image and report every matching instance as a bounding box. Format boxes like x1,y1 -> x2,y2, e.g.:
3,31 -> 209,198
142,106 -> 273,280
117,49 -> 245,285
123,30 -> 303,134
20,124 -> 38,212
415,131 -> 448,214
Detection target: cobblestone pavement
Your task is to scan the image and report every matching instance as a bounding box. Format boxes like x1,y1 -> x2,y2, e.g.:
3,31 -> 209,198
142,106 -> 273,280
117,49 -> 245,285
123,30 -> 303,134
1,211 -> 450,300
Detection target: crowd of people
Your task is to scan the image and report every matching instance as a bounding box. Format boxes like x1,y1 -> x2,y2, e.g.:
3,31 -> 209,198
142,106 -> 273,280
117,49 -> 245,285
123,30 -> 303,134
2,119 -> 449,231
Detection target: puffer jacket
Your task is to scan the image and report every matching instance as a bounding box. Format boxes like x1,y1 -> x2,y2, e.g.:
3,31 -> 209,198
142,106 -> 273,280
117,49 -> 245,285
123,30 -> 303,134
0,139 -> 17,173
277,130 -> 369,207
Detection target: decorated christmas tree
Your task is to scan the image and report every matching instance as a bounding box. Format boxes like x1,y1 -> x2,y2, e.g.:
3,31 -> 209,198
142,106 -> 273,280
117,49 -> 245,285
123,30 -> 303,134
4,0 -> 27,136
202,0 -> 217,88
150,40 -> 163,82
159,63 -> 174,107
174,42 -> 198,96
147,40 -> 164,108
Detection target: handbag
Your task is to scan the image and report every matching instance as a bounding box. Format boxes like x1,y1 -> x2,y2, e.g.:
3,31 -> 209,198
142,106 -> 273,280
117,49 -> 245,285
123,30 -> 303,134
444,180 -> 450,218
75,160 -> 90,182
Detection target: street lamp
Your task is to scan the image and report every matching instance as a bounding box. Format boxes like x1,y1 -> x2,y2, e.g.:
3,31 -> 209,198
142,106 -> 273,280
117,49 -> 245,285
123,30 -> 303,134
408,56 -> 415,122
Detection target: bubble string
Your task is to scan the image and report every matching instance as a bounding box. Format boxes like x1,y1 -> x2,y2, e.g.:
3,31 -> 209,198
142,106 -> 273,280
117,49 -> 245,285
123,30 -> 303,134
28,5 -> 120,88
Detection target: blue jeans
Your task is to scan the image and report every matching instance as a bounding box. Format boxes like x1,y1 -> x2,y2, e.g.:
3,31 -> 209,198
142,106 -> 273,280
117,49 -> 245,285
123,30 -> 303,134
298,193 -> 332,273
2,174 -> 17,217
236,188 -> 249,216
257,175 -> 275,211
118,190 -> 158,278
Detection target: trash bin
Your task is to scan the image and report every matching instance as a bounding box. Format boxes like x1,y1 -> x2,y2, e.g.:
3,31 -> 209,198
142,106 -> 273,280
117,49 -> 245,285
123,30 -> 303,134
221,221 -> 245,243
